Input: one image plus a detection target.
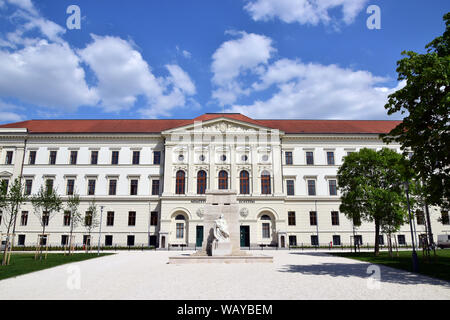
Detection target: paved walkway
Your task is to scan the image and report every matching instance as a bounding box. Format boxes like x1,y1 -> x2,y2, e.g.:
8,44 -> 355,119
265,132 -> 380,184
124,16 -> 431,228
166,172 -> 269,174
0,251 -> 449,300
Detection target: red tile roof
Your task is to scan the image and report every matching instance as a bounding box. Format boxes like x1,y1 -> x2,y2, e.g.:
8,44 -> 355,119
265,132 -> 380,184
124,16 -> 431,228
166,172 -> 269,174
0,113 -> 401,134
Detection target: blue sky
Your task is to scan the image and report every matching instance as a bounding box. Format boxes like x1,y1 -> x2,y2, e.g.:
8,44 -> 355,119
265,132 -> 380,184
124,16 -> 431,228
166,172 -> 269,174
0,0 -> 448,123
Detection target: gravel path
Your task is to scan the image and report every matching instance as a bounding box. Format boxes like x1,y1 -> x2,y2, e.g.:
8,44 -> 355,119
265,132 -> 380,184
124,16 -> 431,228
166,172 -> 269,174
0,251 -> 449,300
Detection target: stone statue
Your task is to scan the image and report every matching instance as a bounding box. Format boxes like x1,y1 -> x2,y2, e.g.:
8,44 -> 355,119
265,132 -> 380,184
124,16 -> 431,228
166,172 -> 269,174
213,214 -> 230,242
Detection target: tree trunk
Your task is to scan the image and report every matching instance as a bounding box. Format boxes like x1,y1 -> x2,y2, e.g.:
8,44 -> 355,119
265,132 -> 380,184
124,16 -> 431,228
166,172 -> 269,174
388,233 -> 393,258
374,219 -> 380,256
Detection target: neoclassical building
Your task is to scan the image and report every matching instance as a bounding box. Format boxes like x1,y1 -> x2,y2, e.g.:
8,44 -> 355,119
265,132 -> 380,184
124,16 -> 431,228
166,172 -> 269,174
0,113 -> 448,248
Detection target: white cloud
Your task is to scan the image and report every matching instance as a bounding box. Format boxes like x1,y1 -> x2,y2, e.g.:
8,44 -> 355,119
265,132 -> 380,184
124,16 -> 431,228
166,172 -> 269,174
227,58 -> 405,119
244,0 -> 369,26
78,34 -> 196,116
0,40 -> 98,110
0,100 -> 24,122
166,64 -> 196,95
211,31 -> 276,105
5,0 -> 38,16
182,50 -> 191,59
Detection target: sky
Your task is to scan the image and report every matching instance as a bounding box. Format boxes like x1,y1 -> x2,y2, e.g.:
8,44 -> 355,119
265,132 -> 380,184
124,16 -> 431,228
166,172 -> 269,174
0,0 -> 448,123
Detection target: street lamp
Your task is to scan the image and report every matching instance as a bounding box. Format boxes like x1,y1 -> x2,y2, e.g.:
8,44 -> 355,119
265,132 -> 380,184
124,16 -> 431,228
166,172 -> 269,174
404,181 -> 419,272
97,205 -> 104,256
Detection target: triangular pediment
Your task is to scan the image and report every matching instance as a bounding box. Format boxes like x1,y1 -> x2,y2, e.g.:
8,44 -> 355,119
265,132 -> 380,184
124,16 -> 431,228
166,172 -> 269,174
0,171 -> 12,177
162,116 -> 283,135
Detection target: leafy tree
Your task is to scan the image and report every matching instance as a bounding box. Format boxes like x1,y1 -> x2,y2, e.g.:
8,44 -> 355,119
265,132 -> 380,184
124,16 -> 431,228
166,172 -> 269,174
31,185 -> 62,259
1,178 -> 28,266
83,199 -> 99,252
338,148 -> 410,255
382,13 -> 450,211
65,193 -> 81,255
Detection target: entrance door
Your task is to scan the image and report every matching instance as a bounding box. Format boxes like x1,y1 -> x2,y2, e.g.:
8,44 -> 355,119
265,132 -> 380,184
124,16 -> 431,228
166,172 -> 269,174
196,226 -> 204,247
240,226 -> 250,247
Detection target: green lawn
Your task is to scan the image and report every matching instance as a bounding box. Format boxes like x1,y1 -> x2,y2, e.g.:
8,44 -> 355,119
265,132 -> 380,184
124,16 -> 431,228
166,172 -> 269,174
331,250 -> 450,282
0,253 -> 112,281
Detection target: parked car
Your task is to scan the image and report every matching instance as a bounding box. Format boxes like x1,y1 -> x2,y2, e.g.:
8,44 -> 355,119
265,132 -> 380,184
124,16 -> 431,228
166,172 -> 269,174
437,234 -> 450,249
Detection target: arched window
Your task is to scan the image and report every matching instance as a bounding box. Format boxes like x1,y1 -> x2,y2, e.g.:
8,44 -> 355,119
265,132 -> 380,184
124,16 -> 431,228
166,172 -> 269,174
197,170 -> 207,194
261,171 -> 271,195
175,170 -> 185,194
175,214 -> 186,220
240,170 -> 250,194
261,215 -> 271,220
218,170 -> 228,190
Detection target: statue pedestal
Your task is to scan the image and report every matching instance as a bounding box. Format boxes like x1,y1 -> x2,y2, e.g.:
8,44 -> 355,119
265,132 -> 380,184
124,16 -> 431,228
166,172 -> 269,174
212,240 -> 232,256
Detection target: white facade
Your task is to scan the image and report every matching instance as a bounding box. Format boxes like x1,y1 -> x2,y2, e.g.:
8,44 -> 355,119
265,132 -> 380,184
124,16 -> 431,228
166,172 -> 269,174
0,115 -> 448,248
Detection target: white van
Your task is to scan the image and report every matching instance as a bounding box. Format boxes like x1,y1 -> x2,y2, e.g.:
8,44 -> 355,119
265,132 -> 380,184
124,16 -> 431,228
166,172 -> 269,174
437,235 -> 450,249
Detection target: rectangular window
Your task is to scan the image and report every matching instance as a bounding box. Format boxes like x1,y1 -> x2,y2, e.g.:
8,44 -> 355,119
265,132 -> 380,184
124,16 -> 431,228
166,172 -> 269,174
45,179 -> 54,193
61,235 -> 68,246
106,211 -> 114,226
42,212 -> 49,226
333,235 -> 341,246
152,180 -> 160,196
25,179 -> 33,195
18,235 -> 25,246
21,211 -> 28,226
28,151 -> 36,165
286,180 -> 295,196
289,235 -> 297,247
87,180 -> 96,195
354,235 -> 363,245
288,211 -> 296,226
327,152 -> 335,165
49,150 -> 57,165
132,151 -> 140,165
311,235 -> 319,246
441,211 -> 449,225
285,152 -> 293,165
70,151 -> 78,165
111,151 -> 119,165
85,212 -> 92,226
130,179 -> 138,195
90,151 -> 98,165
378,235 -> 384,245
108,179 -> 117,196
105,235 -> 113,246
416,210 -> 425,225
127,235 -> 135,246
153,151 -> 161,165
398,235 -> 406,245
309,211 -> 317,226
150,211 -> 158,226
329,180 -> 337,196
5,151 -> 13,165
63,211 -> 71,226
306,151 -> 314,165
307,180 -> 316,196
176,223 -> 184,239
331,211 -> 340,226
83,235 -> 91,246
66,179 -> 75,195
128,211 -> 136,226
262,223 -> 270,238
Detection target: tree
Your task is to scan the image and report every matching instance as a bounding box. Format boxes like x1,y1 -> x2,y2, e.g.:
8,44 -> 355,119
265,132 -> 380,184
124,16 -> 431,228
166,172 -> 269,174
1,178 -> 28,265
31,185 -> 62,259
83,199 -> 99,252
65,193 -> 81,255
338,148 -> 410,256
382,13 -> 450,211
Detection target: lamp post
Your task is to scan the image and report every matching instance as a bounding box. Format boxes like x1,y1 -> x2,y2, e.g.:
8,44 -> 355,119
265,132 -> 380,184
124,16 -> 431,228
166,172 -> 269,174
97,205 -> 104,256
404,181 -> 419,272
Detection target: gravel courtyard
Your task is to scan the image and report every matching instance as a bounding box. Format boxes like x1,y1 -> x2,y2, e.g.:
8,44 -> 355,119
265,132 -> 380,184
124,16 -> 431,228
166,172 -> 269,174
0,250 -> 449,300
